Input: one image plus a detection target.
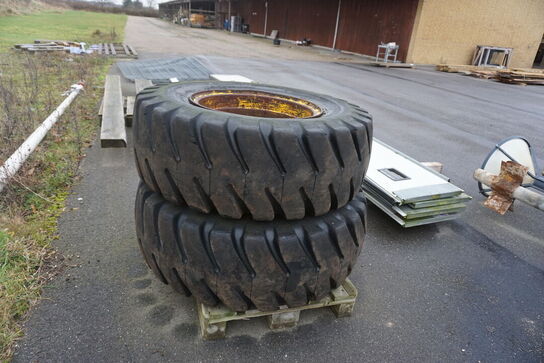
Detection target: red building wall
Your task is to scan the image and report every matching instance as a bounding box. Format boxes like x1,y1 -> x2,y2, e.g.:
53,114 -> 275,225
234,0 -> 419,62
335,0 -> 419,61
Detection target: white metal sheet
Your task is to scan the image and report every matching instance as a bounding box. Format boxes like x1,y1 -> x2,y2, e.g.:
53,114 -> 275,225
210,74 -> 254,83
365,139 -> 462,203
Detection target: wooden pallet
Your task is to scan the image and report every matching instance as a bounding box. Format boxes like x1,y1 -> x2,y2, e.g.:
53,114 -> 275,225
97,43 -> 138,58
197,278 -> 358,340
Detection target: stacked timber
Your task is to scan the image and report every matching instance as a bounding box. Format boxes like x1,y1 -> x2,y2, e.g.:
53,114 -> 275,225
14,40 -> 137,58
436,64 -> 544,85
496,70 -> 544,85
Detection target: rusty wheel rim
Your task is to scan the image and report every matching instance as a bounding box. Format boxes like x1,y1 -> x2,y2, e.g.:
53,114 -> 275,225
189,90 -> 323,118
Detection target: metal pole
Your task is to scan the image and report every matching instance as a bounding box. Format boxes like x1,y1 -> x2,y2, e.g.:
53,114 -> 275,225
228,0 -> 231,26
263,1 -> 268,37
188,0 -> 192,26
474,169 -> 544,211
0,83 -> 84,193
332,0 -> 342,50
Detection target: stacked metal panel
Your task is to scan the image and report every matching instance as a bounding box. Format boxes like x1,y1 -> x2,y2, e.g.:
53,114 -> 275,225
363,139 -> 471,227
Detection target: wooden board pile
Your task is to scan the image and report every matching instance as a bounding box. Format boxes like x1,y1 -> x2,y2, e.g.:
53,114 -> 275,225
496,69 -> 544,85
15,39 -> 85,53
363,139 -> 471,228
14,40 -> 138,58
436,64 -> 544,85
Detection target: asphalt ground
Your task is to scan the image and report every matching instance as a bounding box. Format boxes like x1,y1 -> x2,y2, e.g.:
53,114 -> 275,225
13,17 -> 544,362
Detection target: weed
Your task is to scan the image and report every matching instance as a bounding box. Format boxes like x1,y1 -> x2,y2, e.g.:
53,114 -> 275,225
0,10 -> 126,360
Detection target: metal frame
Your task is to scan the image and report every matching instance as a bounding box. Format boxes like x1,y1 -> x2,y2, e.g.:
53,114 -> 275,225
478,136 -> 544,196
472,45 -> 513,68
375,44 -> 399,63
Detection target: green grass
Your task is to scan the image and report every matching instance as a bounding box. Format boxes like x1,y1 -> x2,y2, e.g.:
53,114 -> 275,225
0,9 -> 126,361
0,10 -> 127,50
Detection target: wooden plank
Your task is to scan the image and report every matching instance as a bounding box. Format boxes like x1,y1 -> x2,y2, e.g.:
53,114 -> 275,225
103,43 -> 109,55
100,75 -> 126,148
110,43 -> 116,55
127,44 -> 138,57
125,96 -> 135,127
134,79 -> 153,94
122,43 -> 130,56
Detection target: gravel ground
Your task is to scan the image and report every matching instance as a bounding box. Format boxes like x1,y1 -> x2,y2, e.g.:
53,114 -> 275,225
13,16 -> 544,363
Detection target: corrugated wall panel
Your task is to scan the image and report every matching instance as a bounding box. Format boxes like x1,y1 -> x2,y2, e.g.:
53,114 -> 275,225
335,0 -> 419,61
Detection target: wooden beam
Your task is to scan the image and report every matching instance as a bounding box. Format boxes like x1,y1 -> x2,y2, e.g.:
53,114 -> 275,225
100,75 -> 127,148
125,96 -> 135,127
127,44 -> 138,57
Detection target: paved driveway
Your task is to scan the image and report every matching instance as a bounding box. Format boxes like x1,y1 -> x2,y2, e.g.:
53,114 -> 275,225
14,17 -> 544,362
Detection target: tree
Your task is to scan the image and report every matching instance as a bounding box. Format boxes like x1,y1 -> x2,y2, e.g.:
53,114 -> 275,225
133,0 -> 143,8
146,0 -> 156,8
123,0 -> 133,7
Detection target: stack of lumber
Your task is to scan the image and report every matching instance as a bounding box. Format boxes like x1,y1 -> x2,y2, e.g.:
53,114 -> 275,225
436,64 -> 544,85
496,69 -> 544,85
363,139 -> 471,228
14,40 -> 137,58
436,64 -> 500,78
14,40 -> 83,53
463,69 -> 499,79
435,64 -> 484,72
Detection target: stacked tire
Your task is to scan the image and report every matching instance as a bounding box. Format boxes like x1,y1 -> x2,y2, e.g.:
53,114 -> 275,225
133,81 -> 372,312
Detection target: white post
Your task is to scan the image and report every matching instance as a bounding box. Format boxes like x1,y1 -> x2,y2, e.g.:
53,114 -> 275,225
332,0 -> 342,50
0,84 -> 84,193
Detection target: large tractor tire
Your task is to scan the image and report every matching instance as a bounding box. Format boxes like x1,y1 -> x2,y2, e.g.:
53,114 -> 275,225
135,182 -> 367,312
133,81 -> 372,221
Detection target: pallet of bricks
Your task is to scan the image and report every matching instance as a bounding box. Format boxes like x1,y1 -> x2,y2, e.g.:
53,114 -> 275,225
131,80 -> 374,339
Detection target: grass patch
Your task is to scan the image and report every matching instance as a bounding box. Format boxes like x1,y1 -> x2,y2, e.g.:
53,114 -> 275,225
0,10 -> 126,50
0,9 -> 127,361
